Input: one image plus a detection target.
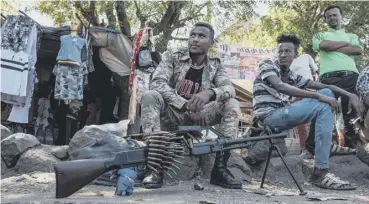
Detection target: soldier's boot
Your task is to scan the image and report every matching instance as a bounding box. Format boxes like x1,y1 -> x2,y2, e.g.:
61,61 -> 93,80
210,151 -> 242,189
142,172 -> 164,189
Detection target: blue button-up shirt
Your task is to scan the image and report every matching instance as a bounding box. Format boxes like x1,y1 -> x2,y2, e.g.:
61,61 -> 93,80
56,35 -> 86,64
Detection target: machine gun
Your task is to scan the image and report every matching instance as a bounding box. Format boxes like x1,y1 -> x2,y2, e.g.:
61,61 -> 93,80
54,126 -> 306,198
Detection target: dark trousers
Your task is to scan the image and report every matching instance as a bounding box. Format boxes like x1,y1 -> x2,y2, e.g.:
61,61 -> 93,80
306,72 -> 359,149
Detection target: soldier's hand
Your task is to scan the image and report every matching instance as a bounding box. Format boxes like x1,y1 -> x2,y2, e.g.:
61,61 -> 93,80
187,90 -> 215,112
185,111 -> 208,126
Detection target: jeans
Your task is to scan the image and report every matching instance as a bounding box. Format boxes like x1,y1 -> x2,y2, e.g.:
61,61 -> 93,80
263,88 -> 335,169
292,97 -> 309,151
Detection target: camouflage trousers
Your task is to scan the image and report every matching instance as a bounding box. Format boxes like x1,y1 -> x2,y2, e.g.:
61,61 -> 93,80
140,90 -> 240,139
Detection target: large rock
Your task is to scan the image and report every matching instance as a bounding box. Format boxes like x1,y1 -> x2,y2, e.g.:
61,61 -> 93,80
198,154 -> 215,179
68,121 -> 145,186
228,153 -> 252,176
1,133 -> 40,167
14,145 -> 61,173
164,156 -> 200,182
51,145 -> 69,160
1,125 -> 12,140
356,142 -> 369,166
243,138 -> 288,166
68,120 -> 131,157
2,158 -> 9,175
252,155 -> 305,186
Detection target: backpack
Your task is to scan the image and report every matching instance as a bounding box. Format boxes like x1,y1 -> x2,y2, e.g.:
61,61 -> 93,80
136,30 -> 161,73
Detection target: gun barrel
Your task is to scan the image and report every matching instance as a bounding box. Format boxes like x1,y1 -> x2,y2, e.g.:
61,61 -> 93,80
190,133 -> 287,155
222,133 -> 287,146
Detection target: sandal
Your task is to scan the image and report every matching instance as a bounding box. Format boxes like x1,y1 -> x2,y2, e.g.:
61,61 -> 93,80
312,173 -> 356,190
330,144 -> 356,156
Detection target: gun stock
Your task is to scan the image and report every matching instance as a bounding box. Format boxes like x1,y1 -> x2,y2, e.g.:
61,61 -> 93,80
55,159 -> 109,198
54,148 -> 147,198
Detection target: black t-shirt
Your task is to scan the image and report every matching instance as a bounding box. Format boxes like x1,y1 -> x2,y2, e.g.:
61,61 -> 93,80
178,67 -> 203,100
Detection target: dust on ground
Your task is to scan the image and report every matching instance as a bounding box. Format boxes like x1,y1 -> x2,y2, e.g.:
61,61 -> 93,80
1,172 -> 369,204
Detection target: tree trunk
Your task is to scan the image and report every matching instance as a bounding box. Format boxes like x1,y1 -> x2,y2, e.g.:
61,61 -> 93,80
116,1 -> 131,37
105,1 -> 117,29
74,1 -> 99,26
153,1 -> 187,35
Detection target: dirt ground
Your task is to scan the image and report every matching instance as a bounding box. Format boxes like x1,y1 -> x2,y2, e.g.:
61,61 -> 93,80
1,172 -> 369,204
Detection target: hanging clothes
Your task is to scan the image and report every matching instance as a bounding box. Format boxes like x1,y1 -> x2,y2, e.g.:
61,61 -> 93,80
52,63 -> 88,100
4,22 -> 39,124
1,15 -> 34,52
34,97 -> 53,144
89,27 -> 132,76
0,49 -> 30,96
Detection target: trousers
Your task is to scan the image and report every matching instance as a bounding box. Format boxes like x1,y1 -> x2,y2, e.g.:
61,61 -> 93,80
292,97 -> 309,150
140,90 -> 240,139
263,88 -> 335,169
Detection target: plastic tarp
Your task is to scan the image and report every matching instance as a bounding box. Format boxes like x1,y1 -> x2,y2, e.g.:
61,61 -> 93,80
89,27 -> 133,76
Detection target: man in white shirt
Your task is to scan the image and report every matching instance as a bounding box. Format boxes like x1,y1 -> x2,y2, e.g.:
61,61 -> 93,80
290,54 -> 319,157
290,54 -> 319,81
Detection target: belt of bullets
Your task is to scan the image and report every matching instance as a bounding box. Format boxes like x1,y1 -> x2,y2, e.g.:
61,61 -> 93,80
145,132 -> 185,178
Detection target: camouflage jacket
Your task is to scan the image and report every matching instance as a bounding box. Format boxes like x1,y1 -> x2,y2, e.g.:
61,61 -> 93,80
149,48 -> 235,109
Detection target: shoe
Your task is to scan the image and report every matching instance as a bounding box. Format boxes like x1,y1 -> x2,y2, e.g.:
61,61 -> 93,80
142,172 -> 163,189
300,150 -> 314,159
210,151 -> 242,189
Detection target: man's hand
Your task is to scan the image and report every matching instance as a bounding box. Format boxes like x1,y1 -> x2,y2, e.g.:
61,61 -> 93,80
187,90 -> 215,112
348,94 -> 366,116
184,111 -> 208,126
317,94 -> 340,113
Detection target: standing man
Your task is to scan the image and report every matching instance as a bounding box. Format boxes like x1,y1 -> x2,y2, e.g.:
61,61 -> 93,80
307,5 -> 364,151
289,54 -> 319,157
140,22 -> 242,189
252,33 -> 364,190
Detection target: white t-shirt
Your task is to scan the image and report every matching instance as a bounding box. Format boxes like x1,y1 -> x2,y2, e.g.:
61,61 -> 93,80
1,49 -> 30,96
290,54 -> 319,80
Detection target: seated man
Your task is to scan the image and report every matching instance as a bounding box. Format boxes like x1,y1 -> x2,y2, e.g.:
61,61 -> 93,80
253,33 -> 365,190
140,22 -> 241,189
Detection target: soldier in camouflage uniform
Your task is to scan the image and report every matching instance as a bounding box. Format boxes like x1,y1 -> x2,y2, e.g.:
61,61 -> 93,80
140,22 -> 242,189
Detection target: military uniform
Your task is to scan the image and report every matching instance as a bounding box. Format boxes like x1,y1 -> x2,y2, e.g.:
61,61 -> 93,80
141,48 -> 240,139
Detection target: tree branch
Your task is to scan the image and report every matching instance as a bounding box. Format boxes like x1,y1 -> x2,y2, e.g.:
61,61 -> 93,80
73,1 -> 99,26
153,1 -> 187,35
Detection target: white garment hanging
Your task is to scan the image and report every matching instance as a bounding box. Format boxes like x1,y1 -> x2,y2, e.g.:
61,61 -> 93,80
0,49 -> 29,96
7,24 -> 38,124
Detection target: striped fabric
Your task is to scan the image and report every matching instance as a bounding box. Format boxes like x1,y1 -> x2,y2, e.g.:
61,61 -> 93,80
1,49 -> 30,97
253,58 -> 311,120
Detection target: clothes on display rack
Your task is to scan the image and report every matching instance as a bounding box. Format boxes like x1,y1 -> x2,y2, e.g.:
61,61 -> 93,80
1,16 -> 39,124
56,34 -> 86,64
1,15 -> 35,52
35,98 -> 53,144
52,63 -> 88,100
0,49 -> 30,96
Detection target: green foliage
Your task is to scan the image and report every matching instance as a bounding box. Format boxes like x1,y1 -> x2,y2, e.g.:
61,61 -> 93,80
220,1 -> 369,70
36,0 -> 75,26
30,1 -> 256,52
